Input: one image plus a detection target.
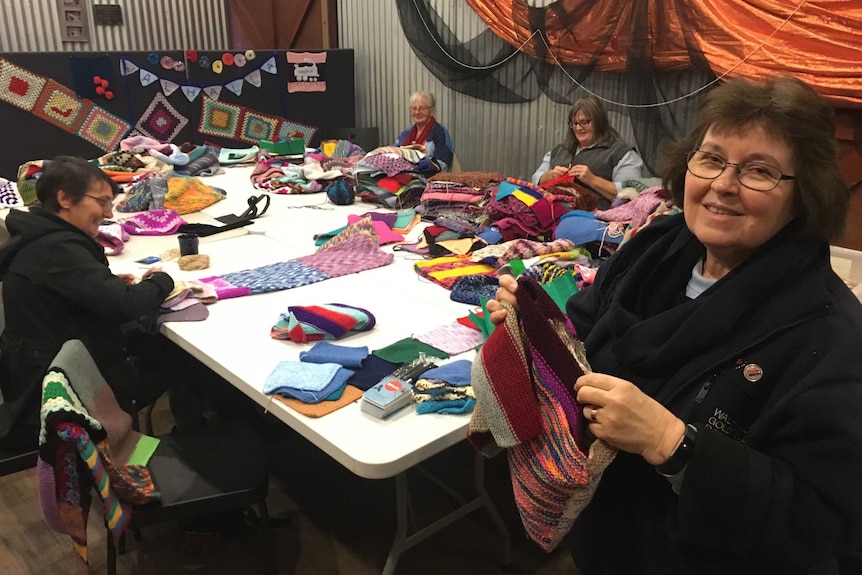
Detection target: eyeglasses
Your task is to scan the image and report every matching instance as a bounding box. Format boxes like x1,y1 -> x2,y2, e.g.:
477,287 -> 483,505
686,150 -> 795,192
85,193 -> 114,211
409,106 -> 431,112
571,119 -> 592,128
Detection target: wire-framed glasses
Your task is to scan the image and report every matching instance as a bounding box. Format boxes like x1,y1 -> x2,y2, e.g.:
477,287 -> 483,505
85,193 -> 114,211
409,106 -> 431,112
686,150 -> 795,192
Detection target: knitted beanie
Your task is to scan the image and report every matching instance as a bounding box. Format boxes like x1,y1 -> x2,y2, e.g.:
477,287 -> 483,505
270,303 -> 376,343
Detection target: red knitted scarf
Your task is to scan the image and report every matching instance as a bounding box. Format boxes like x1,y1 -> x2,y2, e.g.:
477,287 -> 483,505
404,116 -> 436,145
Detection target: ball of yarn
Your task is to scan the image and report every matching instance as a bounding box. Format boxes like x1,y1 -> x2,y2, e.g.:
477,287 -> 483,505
326,179 -> 355,205
178,254 -> 210,271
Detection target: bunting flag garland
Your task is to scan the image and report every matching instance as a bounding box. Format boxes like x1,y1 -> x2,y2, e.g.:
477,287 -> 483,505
139,69 -> 158,87
0,57 -> 130,151
286,52 -> 327,93
118,55 -> 277,103
119,59 -> 139,76
203,86 -> 221,100
225,78 -> 244,96
181,85 -> 201,102
244,69 -> 262,88
160,79 -> 179,96
199,96 -> 317,145
134,92 -> 188,142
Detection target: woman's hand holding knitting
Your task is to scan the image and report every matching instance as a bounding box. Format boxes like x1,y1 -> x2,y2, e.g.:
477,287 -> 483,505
487,274 -> 518,325
540,165 -> 569,184
141,267 -> 164,280
575,373 -> 685,466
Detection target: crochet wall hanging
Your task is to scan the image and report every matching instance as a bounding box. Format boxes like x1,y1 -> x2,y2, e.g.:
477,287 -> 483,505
198,95 -> 317,145
134,92 -> 189,142
286,52 -> 326,93
0,57 -> 130,152
119,54 -> 278,103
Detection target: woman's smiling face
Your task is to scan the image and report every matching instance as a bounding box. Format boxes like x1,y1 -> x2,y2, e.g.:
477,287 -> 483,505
683,123 -> 797,277
58,178 -> 114,238
571,110 -> 595,148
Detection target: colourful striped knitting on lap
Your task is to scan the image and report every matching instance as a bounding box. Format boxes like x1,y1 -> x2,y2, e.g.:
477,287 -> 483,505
468,276 -> 617,551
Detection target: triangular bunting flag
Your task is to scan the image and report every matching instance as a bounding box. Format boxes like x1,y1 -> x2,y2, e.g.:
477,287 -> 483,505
225,78 -> 244,96
181,85 -> 201,102
261,56 -> 278,74
160,79 -> 179,96
203,86 -> 221,100
119,59 -> 139,76
245,69 -> 262,87
139,69 -> 158,86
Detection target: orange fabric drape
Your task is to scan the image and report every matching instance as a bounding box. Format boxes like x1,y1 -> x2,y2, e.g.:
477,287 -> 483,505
465,0 -> 862,108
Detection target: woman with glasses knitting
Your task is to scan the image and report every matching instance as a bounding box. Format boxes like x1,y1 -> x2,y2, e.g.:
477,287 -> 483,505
531,94 -> 644,210
394,90 -> 455,172
0,157 -> 222,453
488,77 -> 862,574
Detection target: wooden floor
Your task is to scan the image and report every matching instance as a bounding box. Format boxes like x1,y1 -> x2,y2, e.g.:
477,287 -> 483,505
0,396 -> 578,575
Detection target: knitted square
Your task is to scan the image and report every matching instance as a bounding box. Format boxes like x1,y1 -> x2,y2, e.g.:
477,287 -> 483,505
76,106 -> 131,152
238,109 -> 279,144
276,118 -> 317,145
220,260 -> 331,295
163,176 -> 226,215
32,79 -> 92,132
135,92 -> 188,143
0,57 -> 47,111
198,96 -> 241,139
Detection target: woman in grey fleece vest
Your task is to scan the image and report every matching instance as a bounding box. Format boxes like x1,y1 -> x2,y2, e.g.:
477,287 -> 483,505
532,95 -> 644,209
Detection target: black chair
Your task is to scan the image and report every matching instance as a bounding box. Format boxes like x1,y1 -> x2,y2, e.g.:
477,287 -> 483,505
0,445 -> 37,477
37,340 -> 276,575
108,420 -> 275,575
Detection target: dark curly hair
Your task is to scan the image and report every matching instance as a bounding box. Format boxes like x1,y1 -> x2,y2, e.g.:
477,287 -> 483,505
659,76 -> 848,242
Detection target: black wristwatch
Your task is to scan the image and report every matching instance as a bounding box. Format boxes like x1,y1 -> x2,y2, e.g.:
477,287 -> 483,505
656,424 -> 697,476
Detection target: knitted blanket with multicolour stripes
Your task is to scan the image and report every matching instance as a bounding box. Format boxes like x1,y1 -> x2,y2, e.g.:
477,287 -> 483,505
468,276 -> 616,551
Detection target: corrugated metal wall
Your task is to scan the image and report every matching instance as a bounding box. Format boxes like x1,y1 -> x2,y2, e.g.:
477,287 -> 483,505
0,0 -> 229,52
337,0 -> 708,180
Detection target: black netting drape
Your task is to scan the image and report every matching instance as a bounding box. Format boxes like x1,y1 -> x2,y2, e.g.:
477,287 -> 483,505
396,0 -> 719,176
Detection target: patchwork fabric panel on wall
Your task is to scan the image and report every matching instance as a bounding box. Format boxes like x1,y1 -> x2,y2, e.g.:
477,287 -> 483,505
0,50 -> 355,180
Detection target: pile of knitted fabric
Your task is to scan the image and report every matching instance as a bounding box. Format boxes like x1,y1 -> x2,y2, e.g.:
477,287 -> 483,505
353,145 -> 431,209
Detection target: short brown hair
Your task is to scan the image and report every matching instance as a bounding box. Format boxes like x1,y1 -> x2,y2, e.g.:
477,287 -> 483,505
36,156 -> 119,213
563,95 -> 621,151
660,77 -> 848,241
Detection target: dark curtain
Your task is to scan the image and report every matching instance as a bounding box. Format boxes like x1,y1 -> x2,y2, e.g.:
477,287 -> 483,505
397,0 -> 861,175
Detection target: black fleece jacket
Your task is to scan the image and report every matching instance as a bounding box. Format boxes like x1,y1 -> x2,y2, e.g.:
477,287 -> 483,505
0,208 -> 172,440
566,213 -> 862,575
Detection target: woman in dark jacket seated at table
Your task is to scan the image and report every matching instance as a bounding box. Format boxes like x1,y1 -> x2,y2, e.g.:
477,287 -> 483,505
0,157 -> 183,451
489,77 -> 862,574
532,95 -> 644,210
394,90 -> 455,172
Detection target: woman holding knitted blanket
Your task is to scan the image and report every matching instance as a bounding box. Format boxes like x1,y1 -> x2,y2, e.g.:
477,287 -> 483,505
488,77 -> 862,574
394,90 -> 454,172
